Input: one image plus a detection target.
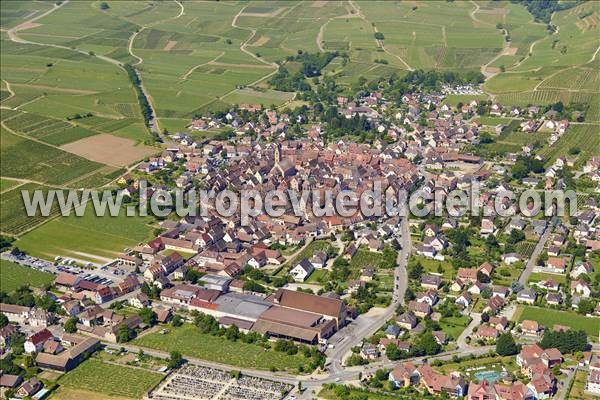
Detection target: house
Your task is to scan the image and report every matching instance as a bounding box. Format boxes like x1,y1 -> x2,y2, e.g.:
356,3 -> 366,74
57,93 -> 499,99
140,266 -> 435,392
16,377 -> 43,398
570,261 -> 593,279
384,324 -> 401,339
0,372 -> 22,389
570,280 -> 592,298
360,267 -> 375,282
408,301 -> 431,318
483,295 -> 505,315
457,268 -> 478,283
544,257 -> 566,274
468,281 -> 486,296
418,364 -> 467,397
416,245 -> 437,258
310,251 -> 328,269
396,312 -> 417,330
475,325 -> 499,340
468,380 -> 497,400
360,343 -> 379,360
587,355 -> 600,394
389,362 -> 420,388
492,285 -> 509,298
489,316 -> 509,332
416,290 -> 438,306
478,262 -> 494,277
494,381 -> 535,400
545,292 -> 562,306
517,288 -> 537,304
129,293 -> 150,309
290,258 -> 314,282
502,253 -> 521,264
0,324 -> 17,349
455,292 -> 472,308
450,279 -> 465,293
521,320 -> 540,336
421,274 -> 442,290
24,328 -> 54,353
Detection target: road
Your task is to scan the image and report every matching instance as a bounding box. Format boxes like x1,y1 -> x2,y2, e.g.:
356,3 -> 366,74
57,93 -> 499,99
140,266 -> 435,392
324,216 -> 411,375
518,226 -> 552,286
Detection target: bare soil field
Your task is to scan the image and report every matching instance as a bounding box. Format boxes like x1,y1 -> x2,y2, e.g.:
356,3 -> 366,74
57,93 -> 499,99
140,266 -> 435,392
163,40 -> 177,51
60,134 -> 156,167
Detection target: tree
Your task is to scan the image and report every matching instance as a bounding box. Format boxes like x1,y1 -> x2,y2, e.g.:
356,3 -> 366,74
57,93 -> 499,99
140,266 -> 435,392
540,330 -> 587,354
171,314 -> 183,327
118,324 -> 135,343
64,317 -> 78,333
138,308 -> 157,326
0,313 -> 8,328
168,351 -> 183,369
576,299 -> 594,315
385,343 -> 402,361
496,333 -> 518,356
100,2 -> 109,10
417,331 -> 440,355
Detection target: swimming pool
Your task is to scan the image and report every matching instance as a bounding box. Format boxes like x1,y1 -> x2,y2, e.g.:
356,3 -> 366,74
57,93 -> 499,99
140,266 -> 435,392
474,370 -> 501,383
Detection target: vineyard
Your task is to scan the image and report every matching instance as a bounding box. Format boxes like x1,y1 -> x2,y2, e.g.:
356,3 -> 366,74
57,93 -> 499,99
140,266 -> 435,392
494,90 -> 595,107
3,110 -> 98,145
1,129 -> 103,186
539,124 -> 600,167
0,183 -> 63,235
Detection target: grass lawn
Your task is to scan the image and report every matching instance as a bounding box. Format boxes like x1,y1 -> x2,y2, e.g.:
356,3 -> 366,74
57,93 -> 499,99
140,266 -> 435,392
0,259 -> 54,292
16,203 -> 154,263
439,315 -> 471,341
528,272 -> 567,285
409,256 -> 455,280
319,387 -> 403,400
492,265 -> 523,287
568,369 -> 594,400
58,358 -> 163,399
49,387 -> 136,400
513,305 -> 599,341
0,178 -> 22,192
435,355 -> 518,377
132,324 -> 310,372
305,269 -> 330,284
349,247 -> 396,272
288,240 -> 336,267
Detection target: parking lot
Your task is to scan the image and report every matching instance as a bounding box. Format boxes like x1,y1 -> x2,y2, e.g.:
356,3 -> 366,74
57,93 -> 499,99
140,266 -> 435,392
1,251 -> 127,284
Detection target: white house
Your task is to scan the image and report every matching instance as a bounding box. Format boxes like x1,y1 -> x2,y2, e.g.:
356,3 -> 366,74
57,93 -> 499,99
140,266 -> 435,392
290,258 -> 314,282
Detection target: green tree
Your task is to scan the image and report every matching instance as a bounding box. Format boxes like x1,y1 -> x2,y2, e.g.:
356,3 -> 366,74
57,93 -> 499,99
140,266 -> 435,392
168,351 -> 183,369
138,308 -> 157,326
64,317 -> 78,333
0,313 -> 8,328
496,333 -> 518,356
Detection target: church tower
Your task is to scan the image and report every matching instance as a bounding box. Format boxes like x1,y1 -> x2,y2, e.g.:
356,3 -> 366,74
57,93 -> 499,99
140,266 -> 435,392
274,143 -> 281,165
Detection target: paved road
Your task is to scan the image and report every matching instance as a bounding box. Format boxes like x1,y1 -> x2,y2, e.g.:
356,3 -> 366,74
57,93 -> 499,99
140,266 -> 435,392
324,216 -> 411,374
518,226 -> 552,286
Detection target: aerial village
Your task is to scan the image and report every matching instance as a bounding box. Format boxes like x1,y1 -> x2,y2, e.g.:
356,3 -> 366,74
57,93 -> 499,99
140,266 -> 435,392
1,82 -> 599,400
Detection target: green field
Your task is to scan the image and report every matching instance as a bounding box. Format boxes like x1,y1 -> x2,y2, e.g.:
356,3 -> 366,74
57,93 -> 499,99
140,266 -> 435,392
0,259 -> 54,292
58,358 -> 163,399
15,202 -> 154,263
0,183 -> 64,235
133,323 -> 309,372
513,305 -> 599,341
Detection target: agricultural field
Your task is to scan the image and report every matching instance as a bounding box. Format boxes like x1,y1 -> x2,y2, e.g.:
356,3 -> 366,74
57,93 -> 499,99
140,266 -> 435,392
58,358 -> 163,400
538,124 -> 600,168
485,1 -> 600,107
0,183 -> 64,235
0,259 -> 54,292
0,128 -> 104,187
133,323 -> 310,372
15,202 -> 155,263
513,305 -> 599,341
